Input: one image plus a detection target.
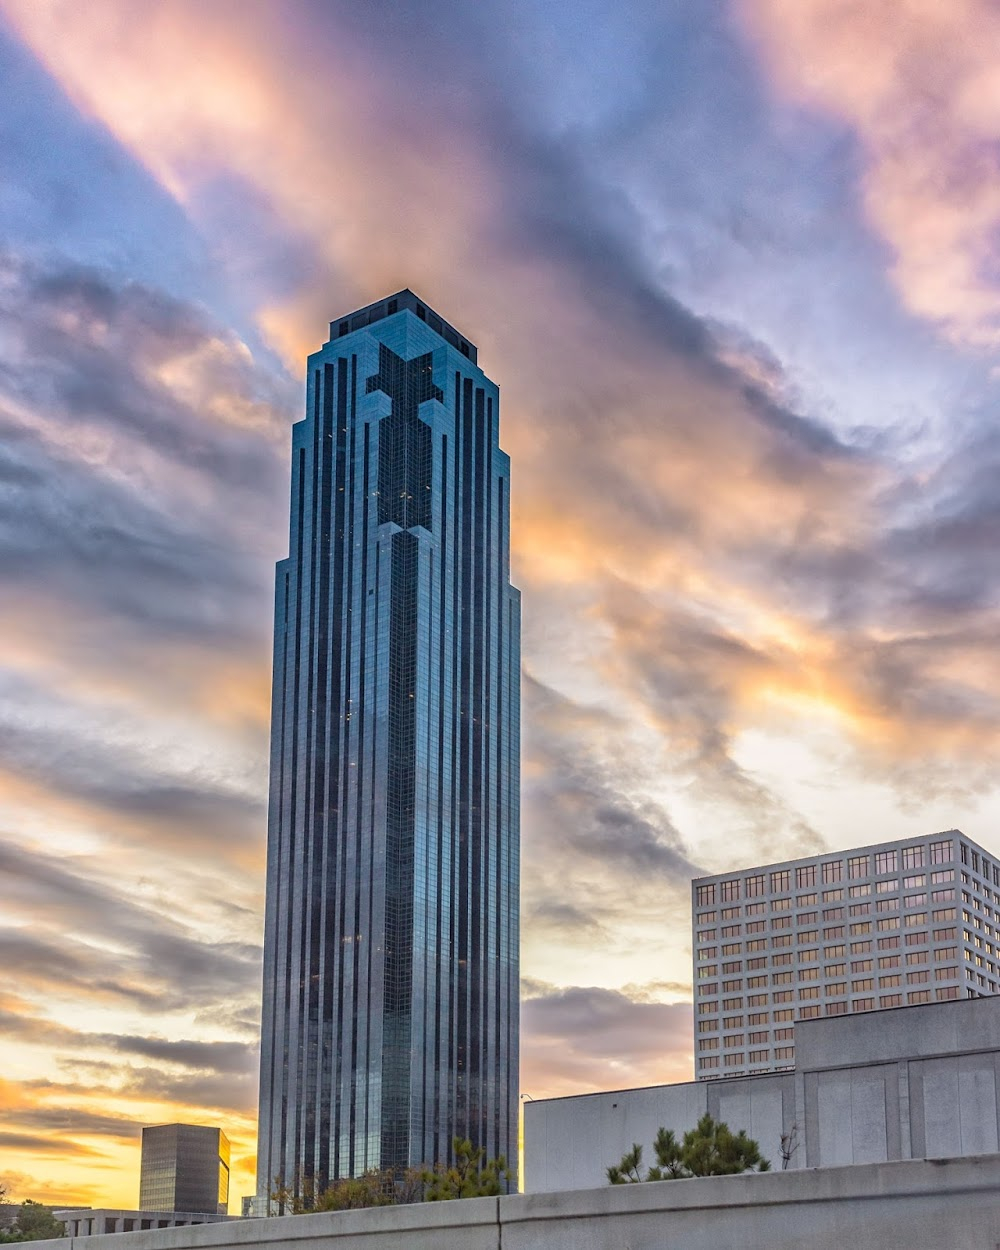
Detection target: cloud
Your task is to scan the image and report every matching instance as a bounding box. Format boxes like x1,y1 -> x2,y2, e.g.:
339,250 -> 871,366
739,0 -> 1000,346
521,982 -> 694,1097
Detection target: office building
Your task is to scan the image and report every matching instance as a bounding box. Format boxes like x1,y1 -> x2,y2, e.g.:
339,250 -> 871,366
256,291 -> 520,1199
691,829 -> 999,1079
139,1125 -> 229,1214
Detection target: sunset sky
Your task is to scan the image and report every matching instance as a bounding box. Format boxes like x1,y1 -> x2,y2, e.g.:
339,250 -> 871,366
3,0 -> 1000,1212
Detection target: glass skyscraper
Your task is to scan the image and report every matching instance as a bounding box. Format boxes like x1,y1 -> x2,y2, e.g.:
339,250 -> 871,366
256,291 -> 520,1200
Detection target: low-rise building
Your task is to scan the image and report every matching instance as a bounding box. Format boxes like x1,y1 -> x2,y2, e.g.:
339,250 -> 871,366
523,993 -> 1000,1193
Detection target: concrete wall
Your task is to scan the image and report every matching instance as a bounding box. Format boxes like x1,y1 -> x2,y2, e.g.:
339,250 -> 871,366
524,994 -> 1000,1192
26,1156 -> 1000,1250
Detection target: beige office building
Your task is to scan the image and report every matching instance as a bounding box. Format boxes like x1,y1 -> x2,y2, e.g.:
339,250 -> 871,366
691,829 -> 999,1079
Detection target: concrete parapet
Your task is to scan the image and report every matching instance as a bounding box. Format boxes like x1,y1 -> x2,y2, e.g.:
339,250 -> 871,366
26,1155 -> 1000,1250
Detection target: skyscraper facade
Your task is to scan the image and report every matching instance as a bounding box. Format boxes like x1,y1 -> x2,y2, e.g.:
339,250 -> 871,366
691,829 -> 999,1079
256,291 -> 520,1198
139,1125 -> 230,1215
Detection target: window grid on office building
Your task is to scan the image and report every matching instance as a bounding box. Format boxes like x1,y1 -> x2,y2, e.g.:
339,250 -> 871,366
691,832 -> 999,1079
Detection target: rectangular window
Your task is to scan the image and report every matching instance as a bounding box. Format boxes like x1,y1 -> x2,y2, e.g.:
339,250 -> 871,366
775,1046 -> 795,1059
749,1012 -> 768,1025
826,1001 -> 848,1015
722,961 -> 742,973
877,918 -> 900,931
848,855 -> 869,879
933,908 -> 957,921
720,879 -> 740,901
796,864 -> 817,888
722,997 -> 742,1010
773,1008 -> 794,1021
825,964 -> 846,977
878,955 -> 900,969
697,1021 -> 717,1033
772,897 -> 792,911
908,990 -> 931,1004
700,1056 -> 720,1069
849,903 -> 870,917
936,986 -> 960,1000
850,922 -> 872,935
902,846 -> 925,869
934,966 -> 957,980
826,982 -> 847,996
773,990 -> 793,1002
696,884 -> 717,905
798,967 -> 820,981
850,940 -> 872,953
907,969 -> 930,984
849,884 -> 872,898
851,978 -> 874,991
772,972 -> 793,984
771,870 -> 791,892
724,1053 -> 745,1067
772,934 -> 793,948
824,944 -> 846,958
721,906 -> 739,919
852,997 -> 875,1011
748,994 -> 767,1006
931,870 -> 955,885
796,896 -> 818,908
799,930 -> 819,944
696,911 -> 716,923
875,850 -> 898,874
722,979 -> 741,991
748,957 -> 767,969
851,959 -> 873,973
698,1038 -> 719,1051
823,907 -> 844,920
935,947 -> 958,961
876,898 -> 900,913
746,939 -> 766,951
697,966 -> 718,978
904,950 -> 927,965
824,926 -> 845,939
700,983 -> 718,996
698,947 -> 718,960
799,1005 -> 821,1018
722,1015 -> 743,1028
798,986 -> 820,999
800,948 -> 818,963
721,943 -> 740,955
773,953 -> 793,965
879,974 -> 901,988
771,916 -> 792,930
879,994 -> 902,1008
696,1002 -> 717,1015
822,860 -> 843,883
930,889 -> 955,903
747,976 -> 767,988
746,921 -> 766,933
748,1030 -> 768,1044
930,839 -> 953,865
745,874 -> 765,897
823,888 -> 845,902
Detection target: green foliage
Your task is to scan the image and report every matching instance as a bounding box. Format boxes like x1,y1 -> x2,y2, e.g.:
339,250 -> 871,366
270,1137 -> 509,1213
420,1136 -> 511,1200
0,1202 -> 65,1242
269,1170 -> 397,1214
607,1115 -> 771,1184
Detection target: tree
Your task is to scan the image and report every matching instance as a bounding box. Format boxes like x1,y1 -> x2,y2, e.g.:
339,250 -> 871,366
269,1171 -> 396,1214
421,1137 -> 511,1200
607,1115 -> 771,1184
0,1202 -> 65,1242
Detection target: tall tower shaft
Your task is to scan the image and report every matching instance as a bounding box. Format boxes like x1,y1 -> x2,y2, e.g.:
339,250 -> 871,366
257,291 -> 520,1196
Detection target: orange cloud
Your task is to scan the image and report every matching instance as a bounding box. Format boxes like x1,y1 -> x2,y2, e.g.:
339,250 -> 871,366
740,0 -> 1000,345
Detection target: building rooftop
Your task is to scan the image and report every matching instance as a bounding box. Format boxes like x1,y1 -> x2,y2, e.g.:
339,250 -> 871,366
326,289 -> 478,363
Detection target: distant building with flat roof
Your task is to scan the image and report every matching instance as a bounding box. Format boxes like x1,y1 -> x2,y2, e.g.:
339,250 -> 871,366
140,1125 -> 230,1215
691,829 -> 999,1079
